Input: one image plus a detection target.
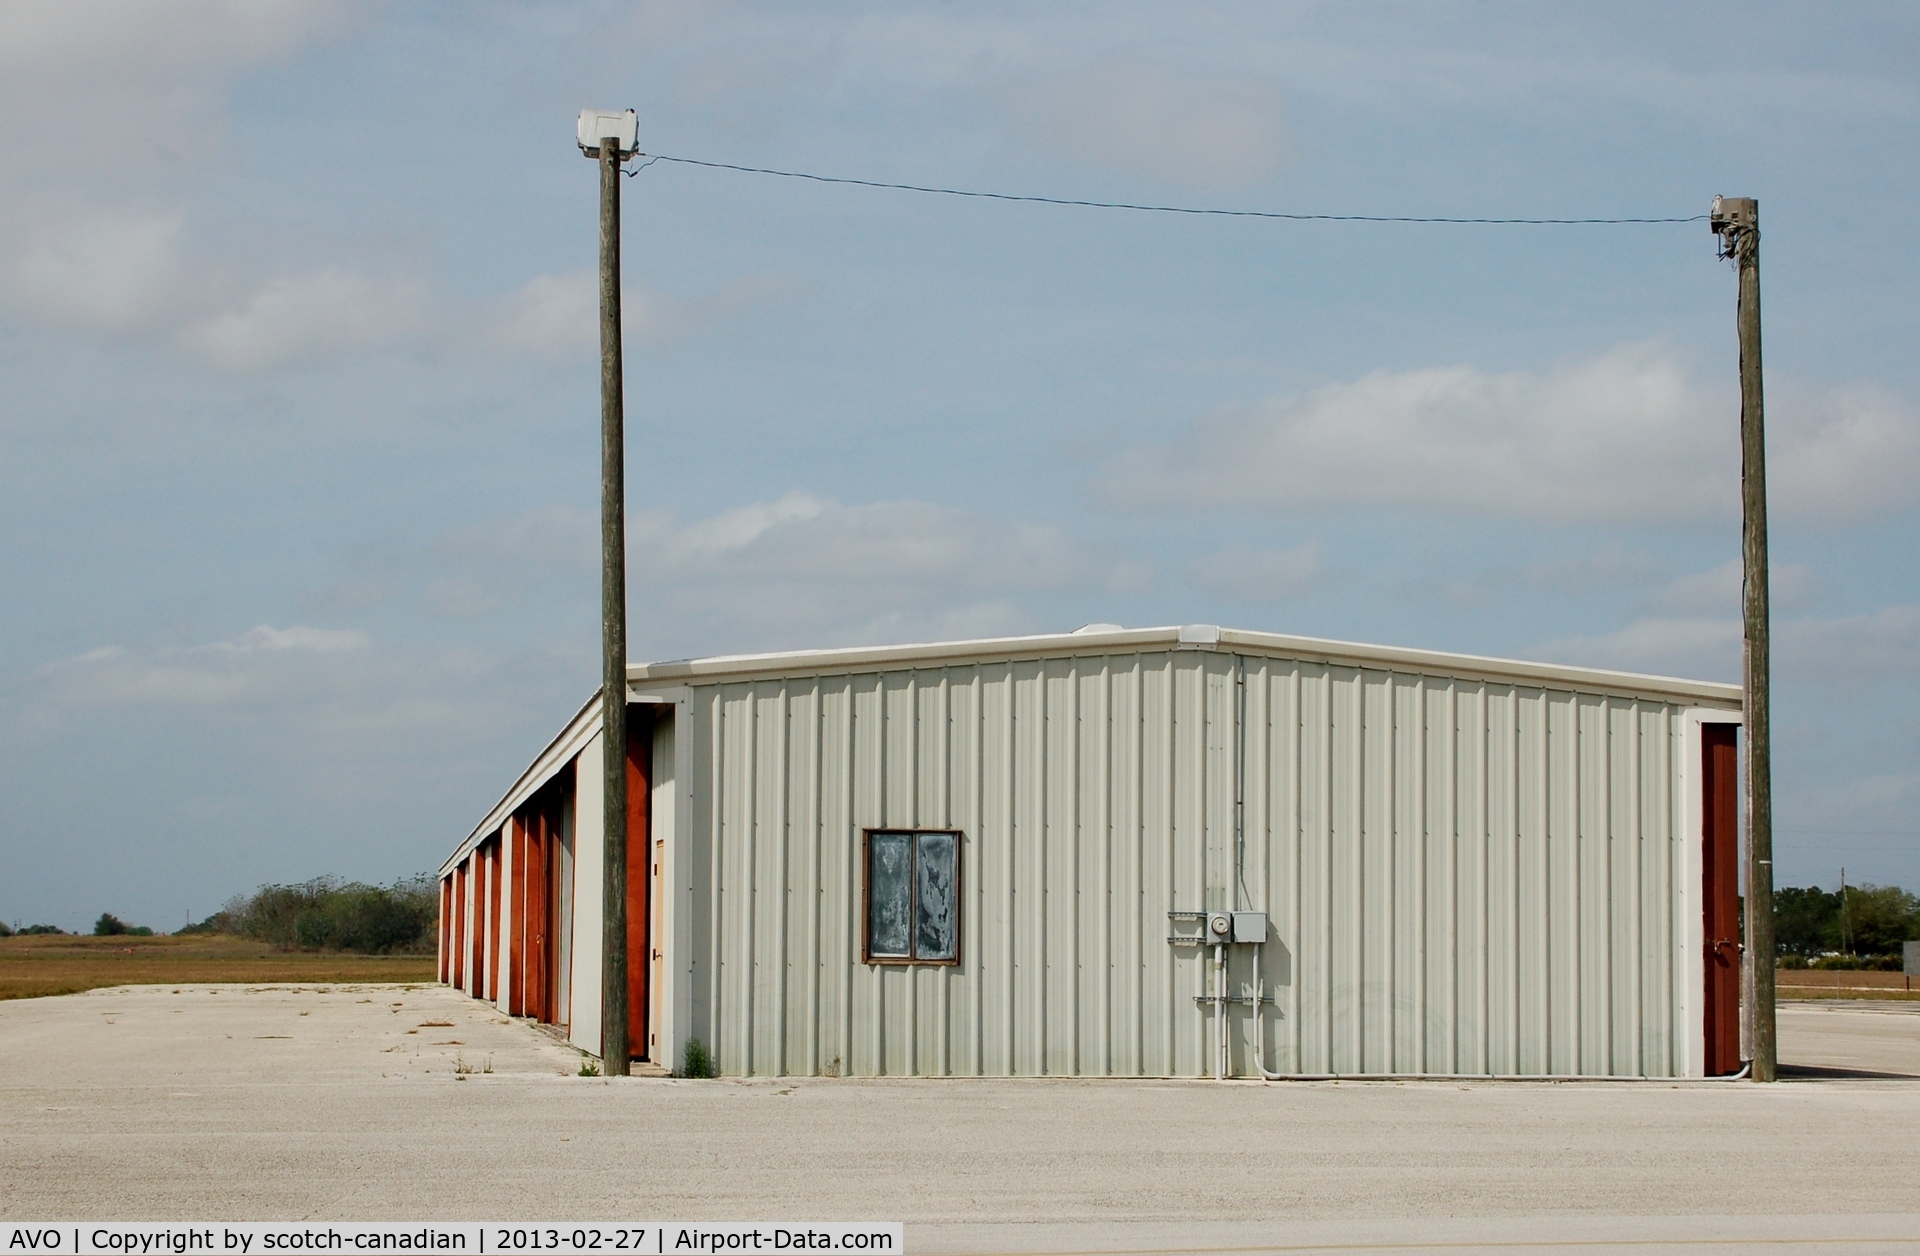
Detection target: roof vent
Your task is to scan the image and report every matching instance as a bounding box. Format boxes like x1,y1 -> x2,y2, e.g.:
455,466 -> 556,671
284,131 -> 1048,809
1072,623 -> 1125,634
1177,624 -> 1222,647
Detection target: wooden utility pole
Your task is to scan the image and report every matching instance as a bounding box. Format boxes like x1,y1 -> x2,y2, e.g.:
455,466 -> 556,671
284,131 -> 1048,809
596,120 -> 632,1077
1840,866 -> 1850,954
1711,195 -> 1774,1083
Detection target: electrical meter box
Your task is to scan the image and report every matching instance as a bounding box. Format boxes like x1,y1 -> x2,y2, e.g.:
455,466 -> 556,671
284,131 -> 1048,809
1169,909 -> 1269,946
1198,911 -> 1267,944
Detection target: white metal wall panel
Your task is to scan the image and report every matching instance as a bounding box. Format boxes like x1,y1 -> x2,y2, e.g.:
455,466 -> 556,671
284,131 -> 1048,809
683,646 -> 1717,1078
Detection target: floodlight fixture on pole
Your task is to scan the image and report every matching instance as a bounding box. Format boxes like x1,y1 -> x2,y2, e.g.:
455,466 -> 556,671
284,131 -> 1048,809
579,108 -> 640,160
1709,193 -> 1775,1084
583,106 -> 638,1076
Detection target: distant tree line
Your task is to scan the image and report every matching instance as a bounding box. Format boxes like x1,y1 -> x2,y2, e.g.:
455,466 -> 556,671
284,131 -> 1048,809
93,913 -> 154,937
181,874 -> 439,954
1774,883 -> 1920,969
0,921 -> 67,937
11,875 -> 1915,966
5,876 -> 436,951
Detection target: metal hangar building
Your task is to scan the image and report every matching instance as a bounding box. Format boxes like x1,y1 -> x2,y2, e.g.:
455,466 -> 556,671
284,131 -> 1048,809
437,623 -> 1746,1080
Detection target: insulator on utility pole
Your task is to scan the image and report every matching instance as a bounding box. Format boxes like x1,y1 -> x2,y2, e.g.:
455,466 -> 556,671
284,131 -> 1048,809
1709,194 -> 1775,1083
582,108 -> 639,1077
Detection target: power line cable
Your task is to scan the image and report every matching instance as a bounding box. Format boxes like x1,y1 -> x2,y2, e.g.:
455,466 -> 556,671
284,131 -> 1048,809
631,153 -> 1707,225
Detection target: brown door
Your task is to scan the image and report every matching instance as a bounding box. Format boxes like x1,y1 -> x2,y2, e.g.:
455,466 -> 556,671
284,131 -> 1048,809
626,706 -> 652,1060
527,806 -> 550,1023
508,815 -> 527,1016
1702,723 -> 1742,1075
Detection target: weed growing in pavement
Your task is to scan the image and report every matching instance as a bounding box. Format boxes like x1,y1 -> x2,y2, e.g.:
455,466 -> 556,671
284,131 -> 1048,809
680,1037 -> 713,1078
578,1058 -> 601,1077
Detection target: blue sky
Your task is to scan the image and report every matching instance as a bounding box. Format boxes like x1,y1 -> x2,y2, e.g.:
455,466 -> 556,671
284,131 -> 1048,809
3,2 -> 1917,930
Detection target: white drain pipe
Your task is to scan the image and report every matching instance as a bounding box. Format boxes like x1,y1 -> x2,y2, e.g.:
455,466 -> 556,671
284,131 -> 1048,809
1213,941 -> 1227,1081
1252,941 -> 1287,1080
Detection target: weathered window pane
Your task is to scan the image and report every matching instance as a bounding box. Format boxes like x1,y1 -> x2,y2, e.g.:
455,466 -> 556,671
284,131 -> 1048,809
868,832 -> 912,957
915,832 -> 957,960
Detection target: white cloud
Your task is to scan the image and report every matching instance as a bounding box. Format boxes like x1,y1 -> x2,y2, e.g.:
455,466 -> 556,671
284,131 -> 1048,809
12,620 -> 583,808
491,271 -> 600,358
220,625 -> 368,654
290,506 -> 597,622
1534,616 -> 1742,683
1407,543 -> 1667,611
0,2 -> 355,175
0,2 -> 351,80
0,0 -> 575,380
1770,384 -> 1920,521
1189,541 -> 1328,601
1520,545 -> 1668,593
1102,344 -> 1920,525
1533,603 -> 1920,686
8,243 -> 773,372
1001,59 -> 1289,189
1264,15 -> 1917,134
1410,550 -> 1821,615
657,491 -> 830,559
634,491 -> 1134,594
0,3 -> 413,373
632,492 -> 1145,649
1636,558 -> 1821,617
175,268 -> 431,373
36,624 -> 370,708
1636,559 -> 1744,617
0,200 -> 441,371
1781,606 -> 1920,686
16,620 -> 581,769
431,504 -> 594,570
7,209 -> 200,331
0,204 -> 410,374
328,492 -> 1146,651
488,268 -> 793,358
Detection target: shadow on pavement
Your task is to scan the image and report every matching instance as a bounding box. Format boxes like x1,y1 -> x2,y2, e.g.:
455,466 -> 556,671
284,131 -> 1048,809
1779,1062 -> 1920,1081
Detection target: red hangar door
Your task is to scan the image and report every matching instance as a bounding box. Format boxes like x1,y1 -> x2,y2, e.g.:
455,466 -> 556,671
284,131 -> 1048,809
1701,723 -> 1743,1076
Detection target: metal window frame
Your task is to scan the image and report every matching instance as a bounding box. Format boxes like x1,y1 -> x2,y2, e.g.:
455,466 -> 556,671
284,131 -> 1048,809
860,827 -> 964,967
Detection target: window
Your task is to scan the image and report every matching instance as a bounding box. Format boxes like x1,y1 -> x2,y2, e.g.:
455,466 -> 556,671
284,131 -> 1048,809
863,830 -> 960,964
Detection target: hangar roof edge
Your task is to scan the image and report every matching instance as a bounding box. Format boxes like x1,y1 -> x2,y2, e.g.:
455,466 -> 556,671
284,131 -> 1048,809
626,623 -> 1744,707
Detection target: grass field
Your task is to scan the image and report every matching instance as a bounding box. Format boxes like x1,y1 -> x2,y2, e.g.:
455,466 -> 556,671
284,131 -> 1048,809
0,934 -> 438,1001
4,934 -> 1909,1004
1777,968 -> 1920,1000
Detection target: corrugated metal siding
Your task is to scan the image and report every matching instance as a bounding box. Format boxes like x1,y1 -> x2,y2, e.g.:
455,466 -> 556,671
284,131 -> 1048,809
687,648 -> 1702,1078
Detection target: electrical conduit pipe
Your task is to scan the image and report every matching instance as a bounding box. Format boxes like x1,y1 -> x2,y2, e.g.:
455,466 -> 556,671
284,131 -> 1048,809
1214,942 -> 1228,1082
